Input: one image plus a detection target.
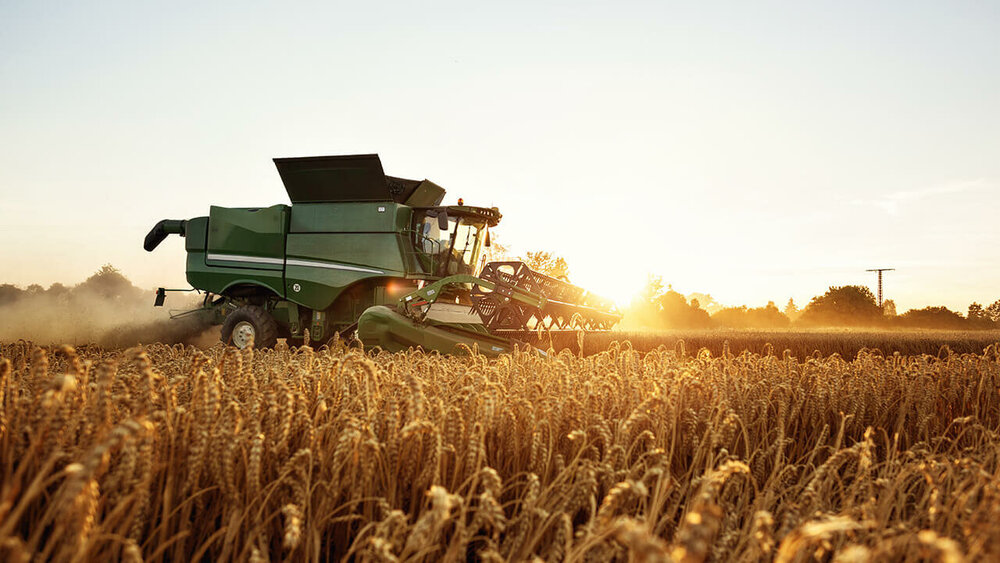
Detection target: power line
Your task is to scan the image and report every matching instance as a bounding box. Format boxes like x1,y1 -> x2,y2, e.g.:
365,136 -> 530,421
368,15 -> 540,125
865,268 -> 895,308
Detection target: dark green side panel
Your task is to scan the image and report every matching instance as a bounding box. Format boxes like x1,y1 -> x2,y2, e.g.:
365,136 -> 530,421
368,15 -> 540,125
184,217 -> 208,252
185,205 -> 289,298
403,180 -> 446,207
288,234 -> 406,272
283,265 -> 373,311
284,233 -> 407,310
207,205 -> 289,269
274,154 -> 390,203
185,251 -> 286,298
289,202 -> 409,233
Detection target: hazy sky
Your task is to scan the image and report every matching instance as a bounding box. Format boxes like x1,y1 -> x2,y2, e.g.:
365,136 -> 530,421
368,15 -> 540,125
2,1 -> 998,313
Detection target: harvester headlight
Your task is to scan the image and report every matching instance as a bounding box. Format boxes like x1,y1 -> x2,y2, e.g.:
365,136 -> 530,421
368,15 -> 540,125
387,281 -> 417,297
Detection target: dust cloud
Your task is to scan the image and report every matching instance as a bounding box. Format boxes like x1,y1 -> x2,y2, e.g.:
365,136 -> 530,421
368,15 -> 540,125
0,266 -> 218,348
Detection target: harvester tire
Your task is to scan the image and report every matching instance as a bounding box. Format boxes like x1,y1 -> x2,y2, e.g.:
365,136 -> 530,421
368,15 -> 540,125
221,305 -> 278,349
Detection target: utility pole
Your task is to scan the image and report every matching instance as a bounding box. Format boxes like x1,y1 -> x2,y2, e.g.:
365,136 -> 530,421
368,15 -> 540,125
866,268 -> 895,308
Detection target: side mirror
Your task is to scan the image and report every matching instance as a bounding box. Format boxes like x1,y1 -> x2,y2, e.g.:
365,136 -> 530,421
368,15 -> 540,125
154,288 -> 166,307
437,211 -> 449,230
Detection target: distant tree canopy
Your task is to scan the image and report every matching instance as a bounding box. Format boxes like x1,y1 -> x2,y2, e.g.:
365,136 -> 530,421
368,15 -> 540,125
1,264 -> 145,306
687,293 -> 723,315
897,306 -> 967,330
622,276 -> 712,329
882,299 -> 897,317
622,275 -> 665,329
986,300 -> 1000,323
711,301 -> 790,329
659,288 -> 712,329
798,286 -> 882,327
0,284 -> 23,306
967,302 -> 991,328
783,298 -> 800,321
76,264 -> 142,300
598,270 -> 1000,331
635,275 -> 664,307
519,251 -> 570,279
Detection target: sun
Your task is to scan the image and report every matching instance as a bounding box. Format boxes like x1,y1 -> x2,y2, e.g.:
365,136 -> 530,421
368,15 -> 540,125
571,269 -> 644,309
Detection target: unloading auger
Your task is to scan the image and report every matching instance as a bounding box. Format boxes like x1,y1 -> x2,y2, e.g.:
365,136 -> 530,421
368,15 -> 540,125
144,154 -> 620,355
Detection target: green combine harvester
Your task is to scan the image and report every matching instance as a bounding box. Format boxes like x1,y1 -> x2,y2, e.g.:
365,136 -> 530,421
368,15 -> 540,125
144,154 -> 620,355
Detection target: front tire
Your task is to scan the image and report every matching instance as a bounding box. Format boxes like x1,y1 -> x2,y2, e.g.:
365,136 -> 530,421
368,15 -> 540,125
221,305 -> 278,349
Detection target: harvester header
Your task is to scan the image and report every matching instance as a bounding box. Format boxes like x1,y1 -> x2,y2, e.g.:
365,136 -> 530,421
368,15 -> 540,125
144,154 -> 619,354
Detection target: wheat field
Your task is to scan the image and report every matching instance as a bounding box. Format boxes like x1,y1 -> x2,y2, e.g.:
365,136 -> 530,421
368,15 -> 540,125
1,338 -> 998,562
533,329 -> 1000,360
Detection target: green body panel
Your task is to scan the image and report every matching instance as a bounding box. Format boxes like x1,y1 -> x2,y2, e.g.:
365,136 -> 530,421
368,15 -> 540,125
207,205 -> 289,269
286,234 -> 407,272
282,201 -> 415,310
284,262 -> 384,312
404,180 -> 446,207
184,217 -> 208,252
324,280 -> 419,329
357,305 -> 514,356
185,251 -> 286,298
279,201 -> 417,310
289,202 -> 410,233
189,200 -> 426,311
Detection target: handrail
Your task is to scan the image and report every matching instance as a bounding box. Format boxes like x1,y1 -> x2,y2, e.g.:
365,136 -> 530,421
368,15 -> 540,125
401,229 -> 444,275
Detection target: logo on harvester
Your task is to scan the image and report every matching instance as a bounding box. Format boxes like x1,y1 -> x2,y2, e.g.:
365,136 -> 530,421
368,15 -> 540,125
292,283 -> 301,292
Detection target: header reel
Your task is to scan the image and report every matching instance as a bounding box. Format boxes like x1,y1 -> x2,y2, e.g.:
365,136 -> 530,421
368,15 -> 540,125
470,261 -> 619,332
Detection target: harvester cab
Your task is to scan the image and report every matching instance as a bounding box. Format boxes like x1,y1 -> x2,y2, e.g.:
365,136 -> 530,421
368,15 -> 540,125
144,154 -> 620,355
411,204 -> 498,278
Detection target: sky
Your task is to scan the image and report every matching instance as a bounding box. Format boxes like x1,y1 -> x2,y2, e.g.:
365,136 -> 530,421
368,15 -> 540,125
1,1 -> 998,313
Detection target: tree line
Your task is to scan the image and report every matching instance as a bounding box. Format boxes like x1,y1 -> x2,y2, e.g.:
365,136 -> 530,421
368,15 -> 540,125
510,251 -> 1000,331
0,264 -> 145,306
8,261 -> 993,334
621,275 -> 1000,330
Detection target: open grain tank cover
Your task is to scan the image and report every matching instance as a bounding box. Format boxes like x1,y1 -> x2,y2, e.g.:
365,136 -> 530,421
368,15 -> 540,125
273,154 -> 446,205
274,154 -> 393,203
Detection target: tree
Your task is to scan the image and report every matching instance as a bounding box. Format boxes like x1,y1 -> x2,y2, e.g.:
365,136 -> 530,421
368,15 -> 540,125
898,306 -> 966,329
712,301 -> 790,329
798,285 -> 882,327
783,298 -> 800,321
986,300 -> 1000,323
750,301 -> 790,328
621,275 -> 666,330
0,284 -> 24,306
519,251 -> 569,279
882,299 -> 897,317
712,306 -> 750,328
621,278 -> 711,329
687,293 -> 723,315
482,230 -> 513,262
635,275 -> 664,306
47,282 -> 70,297
967,302 -> 993,328
968,302 -> 986,321
658,288 -> 711,329
76,264 -> 142,301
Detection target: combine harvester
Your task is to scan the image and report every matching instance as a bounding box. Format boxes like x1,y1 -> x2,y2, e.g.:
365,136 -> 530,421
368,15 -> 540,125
144,154 -> 619,355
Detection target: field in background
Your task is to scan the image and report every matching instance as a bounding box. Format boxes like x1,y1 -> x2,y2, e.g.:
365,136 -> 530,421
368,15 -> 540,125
2,338 -> 999,561
519,328 -> 1000,359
